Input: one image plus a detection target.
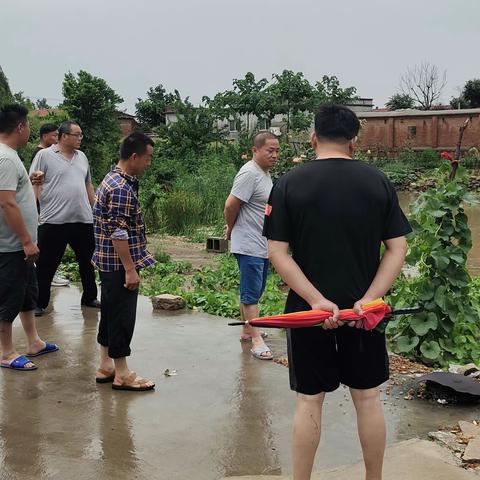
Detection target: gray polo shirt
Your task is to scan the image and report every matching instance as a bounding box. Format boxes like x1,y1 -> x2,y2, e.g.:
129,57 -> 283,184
30,145 -> 93,224
0,143 -> 38,252
230,160 -> 273,259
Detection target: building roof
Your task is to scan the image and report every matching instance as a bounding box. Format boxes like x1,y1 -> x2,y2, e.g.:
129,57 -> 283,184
116,111 -> 137,120
357,108 -> 480,118
31,108 -> 62,118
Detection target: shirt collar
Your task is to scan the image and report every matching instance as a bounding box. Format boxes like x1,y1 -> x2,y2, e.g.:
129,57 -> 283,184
52,145 -> 78,156
113,165 -> 138,184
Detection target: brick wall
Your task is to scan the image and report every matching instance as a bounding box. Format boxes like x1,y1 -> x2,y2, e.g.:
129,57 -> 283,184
358,110 -> 480,154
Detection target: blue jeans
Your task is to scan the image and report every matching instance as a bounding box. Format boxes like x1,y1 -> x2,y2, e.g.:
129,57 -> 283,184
234,254 -> 269,305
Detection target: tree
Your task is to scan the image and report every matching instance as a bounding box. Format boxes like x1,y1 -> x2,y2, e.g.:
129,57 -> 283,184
400,61 -> 447,110
386,93 -> 415,110
232,72 -> 268,131
463,79 -> 480,108
35,98 -> 51,110
450,95 -> 470,109
160,95 -> 227,170
61,70 -> 123,182
13,91 -> 35,110
0,66 -> 13,107
135,84 -> 177,129
310,75 -> 357,110
267,70 -> 313,133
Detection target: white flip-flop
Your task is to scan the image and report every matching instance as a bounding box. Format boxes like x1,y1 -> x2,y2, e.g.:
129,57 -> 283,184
250,344 -> 273,360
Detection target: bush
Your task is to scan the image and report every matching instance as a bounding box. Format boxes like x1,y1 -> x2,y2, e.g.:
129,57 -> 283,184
386,164 -> 480,366
175,155 -> 236,226
380,162 -> 417,188
160,190 -> 204,235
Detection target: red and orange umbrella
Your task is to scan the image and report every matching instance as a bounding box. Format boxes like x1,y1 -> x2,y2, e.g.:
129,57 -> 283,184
228,299 -> 421,331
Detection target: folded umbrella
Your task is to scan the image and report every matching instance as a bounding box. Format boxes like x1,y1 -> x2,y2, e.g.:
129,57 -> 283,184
228,299 -> 422,331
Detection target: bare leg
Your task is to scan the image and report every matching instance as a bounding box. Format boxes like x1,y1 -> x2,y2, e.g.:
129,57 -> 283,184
350,387 -> 386,480
19,310 -> 46,354
0,320 -> 35,368
292,392 -> 325,480
242,303 -> 271,358
96,345 -> 115,380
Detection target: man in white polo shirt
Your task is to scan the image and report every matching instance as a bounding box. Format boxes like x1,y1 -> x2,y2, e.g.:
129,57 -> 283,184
30,120 -> 100,315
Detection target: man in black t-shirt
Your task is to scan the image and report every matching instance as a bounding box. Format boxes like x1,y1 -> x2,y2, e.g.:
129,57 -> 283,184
263,105 -> 411,480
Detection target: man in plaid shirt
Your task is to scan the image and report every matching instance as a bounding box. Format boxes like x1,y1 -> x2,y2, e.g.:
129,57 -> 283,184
92,132 -> 155,391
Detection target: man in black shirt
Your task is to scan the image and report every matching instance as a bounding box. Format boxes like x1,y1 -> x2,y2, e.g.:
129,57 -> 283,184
263,105 -> 411,480
31,123 -> 58,162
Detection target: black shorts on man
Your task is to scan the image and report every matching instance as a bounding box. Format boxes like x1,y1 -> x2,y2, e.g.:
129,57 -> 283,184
0,251 -> 38,322
264,159 -> 411,393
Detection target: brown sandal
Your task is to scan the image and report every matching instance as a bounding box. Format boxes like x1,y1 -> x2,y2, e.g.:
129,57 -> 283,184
112,371 -> 155,391
95,368 -> 115,384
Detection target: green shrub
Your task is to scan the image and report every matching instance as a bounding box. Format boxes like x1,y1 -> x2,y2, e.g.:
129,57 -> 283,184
380,162 -> 417,188
140,253 -> 287,320
386,164 -> 480,366
160,190 -> 204,235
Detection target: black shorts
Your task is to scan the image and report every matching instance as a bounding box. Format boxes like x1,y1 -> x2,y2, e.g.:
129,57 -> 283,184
0,251 -> 38,323
287,325 -> 389,394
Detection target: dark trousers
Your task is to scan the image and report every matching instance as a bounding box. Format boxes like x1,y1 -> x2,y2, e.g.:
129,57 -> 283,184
97,270 -> 138,358
36,223 -> 98,309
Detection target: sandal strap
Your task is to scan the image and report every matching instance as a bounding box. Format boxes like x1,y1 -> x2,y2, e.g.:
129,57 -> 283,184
252,344 -> 271,354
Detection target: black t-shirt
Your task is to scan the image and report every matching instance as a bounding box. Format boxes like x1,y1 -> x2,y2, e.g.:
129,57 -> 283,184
263,158 -> 412,311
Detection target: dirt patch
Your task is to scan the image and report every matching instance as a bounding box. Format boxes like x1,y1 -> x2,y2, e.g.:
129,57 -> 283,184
148,234 -> 220,270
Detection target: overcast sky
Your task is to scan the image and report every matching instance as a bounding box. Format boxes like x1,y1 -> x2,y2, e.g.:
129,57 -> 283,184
2,0 -> 478,112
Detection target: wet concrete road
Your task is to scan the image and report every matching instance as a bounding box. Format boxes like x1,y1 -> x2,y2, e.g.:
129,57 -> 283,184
1,285 -> 480,480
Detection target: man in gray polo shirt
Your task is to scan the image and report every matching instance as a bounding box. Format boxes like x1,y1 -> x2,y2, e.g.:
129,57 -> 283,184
30,120 -> 99,315
224,131 -> 279,360
0,104 -> 58,371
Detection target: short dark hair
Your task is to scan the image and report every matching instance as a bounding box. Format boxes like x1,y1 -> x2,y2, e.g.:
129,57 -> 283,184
253,131 -> 278,148
314,104 -> 360,143
58,120 -> 80,139
39,123 -> 58,137
0,104 -> 29,134
120,132 -> 154,160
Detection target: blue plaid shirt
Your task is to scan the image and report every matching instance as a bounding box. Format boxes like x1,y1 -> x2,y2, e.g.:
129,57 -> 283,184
92,166 -> 155,272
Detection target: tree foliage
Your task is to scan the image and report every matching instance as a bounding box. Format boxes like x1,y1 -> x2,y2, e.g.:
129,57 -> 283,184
451,79 -> 480,109
13,91 -> 35,110
35,98 -> 51,109
61,70 -> 123,182
386,93 -> 415,110
0,66 -> 13,108
159,95 -> 227,170
135,84 -> 178,130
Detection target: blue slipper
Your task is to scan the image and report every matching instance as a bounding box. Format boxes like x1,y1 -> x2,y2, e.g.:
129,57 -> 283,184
27,342 -> 59,357
1,355 -> 37,371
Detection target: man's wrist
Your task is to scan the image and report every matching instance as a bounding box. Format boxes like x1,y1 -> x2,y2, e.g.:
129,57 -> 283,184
21,237 -> 33,247
307,292 -> 324,307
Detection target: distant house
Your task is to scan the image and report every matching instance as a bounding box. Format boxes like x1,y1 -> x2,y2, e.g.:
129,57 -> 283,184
116,111 -> 139,137
346,98 -> 373,112
30,108 -> 62,118
31,109 -> 139,138
164,97 -> 374,140
357,108 -> 480,154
